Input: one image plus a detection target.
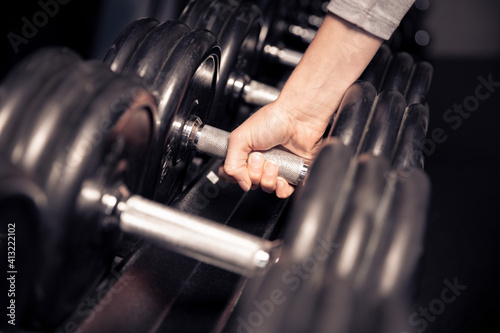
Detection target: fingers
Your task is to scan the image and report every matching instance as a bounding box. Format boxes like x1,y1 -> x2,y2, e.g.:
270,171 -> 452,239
220,153 -> 295,199
218,103 -> 300,198
276,177 -> 295,199
254,160 -> 295,198
248,152 -> 265,190
260,160 -> 278,193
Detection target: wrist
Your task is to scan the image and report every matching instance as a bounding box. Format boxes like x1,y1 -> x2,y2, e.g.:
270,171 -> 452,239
276,12 -> 383,124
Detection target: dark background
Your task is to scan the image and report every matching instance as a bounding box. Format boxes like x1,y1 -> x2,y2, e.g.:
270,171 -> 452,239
1,1 -> 500,332
408,1 -> 500,332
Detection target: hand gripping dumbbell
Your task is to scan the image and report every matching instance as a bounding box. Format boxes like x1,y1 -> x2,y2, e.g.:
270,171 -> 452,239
103,18 -> 307,202
0,48 -> 308,330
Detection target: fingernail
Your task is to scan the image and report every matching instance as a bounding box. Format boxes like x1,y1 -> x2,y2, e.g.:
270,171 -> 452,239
264,161 -> 278,175
238,180 -> 250,192
250,153 -> 264,172
277,178 -> 286,189
250,152 -> 264,164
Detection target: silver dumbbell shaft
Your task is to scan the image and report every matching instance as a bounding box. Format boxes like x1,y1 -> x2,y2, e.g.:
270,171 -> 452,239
183,117 -> 309,185
95,187 -> 281,278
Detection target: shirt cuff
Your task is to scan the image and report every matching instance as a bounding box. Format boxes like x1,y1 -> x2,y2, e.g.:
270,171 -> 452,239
327,0 -> 415,40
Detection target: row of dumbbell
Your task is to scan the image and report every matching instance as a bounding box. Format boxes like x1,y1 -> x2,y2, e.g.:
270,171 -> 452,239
94,0 -> 430,125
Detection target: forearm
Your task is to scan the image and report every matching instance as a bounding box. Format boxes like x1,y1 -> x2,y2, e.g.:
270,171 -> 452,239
278,12 -> 383,127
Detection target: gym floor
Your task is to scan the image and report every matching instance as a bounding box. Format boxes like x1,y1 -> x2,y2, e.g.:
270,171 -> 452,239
1,1 -> 500,332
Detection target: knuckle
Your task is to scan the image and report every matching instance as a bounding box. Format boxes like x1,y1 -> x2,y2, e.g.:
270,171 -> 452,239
223,162 -> 240,177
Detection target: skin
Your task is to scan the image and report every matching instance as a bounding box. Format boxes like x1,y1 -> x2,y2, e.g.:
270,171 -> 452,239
219,12 -> 383,198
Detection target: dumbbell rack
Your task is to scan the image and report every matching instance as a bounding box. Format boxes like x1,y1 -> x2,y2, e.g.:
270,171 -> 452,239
54,159 -> 288,333
0,1 -> 435,332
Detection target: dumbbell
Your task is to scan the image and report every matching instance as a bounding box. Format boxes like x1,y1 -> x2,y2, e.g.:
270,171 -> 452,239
328,81 -> 409,164
358,47 -> 432,171
229,138 -> 430,333
301,159 -> 429,333
322,69 -> 430,176
0,47 -> 308,329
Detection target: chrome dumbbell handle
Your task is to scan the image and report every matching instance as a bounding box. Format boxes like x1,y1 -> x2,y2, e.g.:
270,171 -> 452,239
183,117 -> 309,185
97,188 -> 282,278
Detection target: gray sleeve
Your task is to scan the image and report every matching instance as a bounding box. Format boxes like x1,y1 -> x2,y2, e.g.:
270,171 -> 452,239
327,0 -> 415,40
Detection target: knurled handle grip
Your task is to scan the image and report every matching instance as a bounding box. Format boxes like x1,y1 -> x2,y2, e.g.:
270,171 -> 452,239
195,125 -> 308,185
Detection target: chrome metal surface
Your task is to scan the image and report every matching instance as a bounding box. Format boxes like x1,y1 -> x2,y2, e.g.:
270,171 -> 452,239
115,194 -> 282,277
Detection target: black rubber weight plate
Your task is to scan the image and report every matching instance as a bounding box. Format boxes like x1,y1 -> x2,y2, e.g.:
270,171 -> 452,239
0,48 -> 156,329
0,48 -> 81,150
130,24 -> 219,203
103,17 -> 160,73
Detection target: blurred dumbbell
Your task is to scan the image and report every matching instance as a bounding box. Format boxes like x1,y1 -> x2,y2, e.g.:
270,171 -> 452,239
360,44 -> 434,104
0,47 -> 310,330
328,78 -> 429,172
229,137 -> 430,333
